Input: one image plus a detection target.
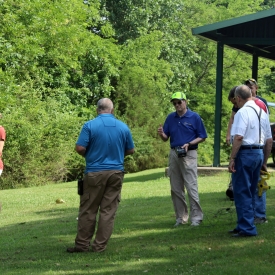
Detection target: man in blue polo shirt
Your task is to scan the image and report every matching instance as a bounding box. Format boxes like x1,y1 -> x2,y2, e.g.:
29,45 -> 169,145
67,98 -> 135,253
158,92 -> 207,227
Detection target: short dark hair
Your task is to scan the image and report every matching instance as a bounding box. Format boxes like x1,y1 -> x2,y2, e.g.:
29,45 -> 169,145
97,98 -> 113,112
228,86 -> 238,101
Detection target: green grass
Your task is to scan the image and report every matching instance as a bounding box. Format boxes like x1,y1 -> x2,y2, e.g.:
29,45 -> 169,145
1,168 -> 275,275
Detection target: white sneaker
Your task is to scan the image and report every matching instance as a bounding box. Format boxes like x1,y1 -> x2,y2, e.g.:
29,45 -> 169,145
191,221 -> 201,226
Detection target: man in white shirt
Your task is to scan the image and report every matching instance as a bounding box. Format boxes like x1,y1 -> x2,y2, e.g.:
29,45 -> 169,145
228,85 -> 272,237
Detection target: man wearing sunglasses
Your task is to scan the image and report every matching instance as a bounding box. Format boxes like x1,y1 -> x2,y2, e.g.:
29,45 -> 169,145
157,92 -> 207,227
245,79 -> 269,113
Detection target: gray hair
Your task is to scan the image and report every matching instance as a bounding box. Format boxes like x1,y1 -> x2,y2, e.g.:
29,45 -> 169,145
235,85 -> 252,100
97,98 -> 114,112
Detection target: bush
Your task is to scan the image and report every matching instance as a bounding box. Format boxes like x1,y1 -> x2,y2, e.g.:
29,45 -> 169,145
0,96 -> 87,189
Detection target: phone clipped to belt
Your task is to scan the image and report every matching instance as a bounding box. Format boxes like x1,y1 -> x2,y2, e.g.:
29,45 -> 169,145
77,179 -> 84,195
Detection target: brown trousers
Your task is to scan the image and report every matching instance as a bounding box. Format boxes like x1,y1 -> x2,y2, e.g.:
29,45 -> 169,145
75,170 -> 124,252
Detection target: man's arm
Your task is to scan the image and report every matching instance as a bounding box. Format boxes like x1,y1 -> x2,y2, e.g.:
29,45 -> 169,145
0,127 -> 5,154
228,135 -> 243,173
262,137 -> 273,171
75,145 -> 86,157
226,111 -> 236,145
157,124 -> 169,142
0,140 -> 4,154
183,137 -> 206,151
125,148 -> 135,156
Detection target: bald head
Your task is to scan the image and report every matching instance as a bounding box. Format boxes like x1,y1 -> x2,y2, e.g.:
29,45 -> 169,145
97,98 -> 114,114
234,85 -> 253,108
235,85 -> 252,100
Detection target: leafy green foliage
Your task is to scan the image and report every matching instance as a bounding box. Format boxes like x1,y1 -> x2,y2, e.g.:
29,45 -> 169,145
0,87 -> 85,189
0,0 -> 274,188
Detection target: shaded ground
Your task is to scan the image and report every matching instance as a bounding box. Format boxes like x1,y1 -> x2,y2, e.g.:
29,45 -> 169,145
164,159 -> 275,177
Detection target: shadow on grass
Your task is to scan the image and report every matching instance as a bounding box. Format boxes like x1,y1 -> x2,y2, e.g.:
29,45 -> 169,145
123,171 -> 166,183
1,189 -> 275,275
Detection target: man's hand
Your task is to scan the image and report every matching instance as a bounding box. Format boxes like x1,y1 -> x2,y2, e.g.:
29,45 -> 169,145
261,164 -> 268,172
75,145 -> 86,157
157,124 -> 168,141
228,159 -> 236,173
157,124 -> 164,136
226,134 -> 231,146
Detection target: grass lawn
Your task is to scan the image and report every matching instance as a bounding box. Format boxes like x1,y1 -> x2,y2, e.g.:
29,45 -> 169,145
1,168 -> 275,275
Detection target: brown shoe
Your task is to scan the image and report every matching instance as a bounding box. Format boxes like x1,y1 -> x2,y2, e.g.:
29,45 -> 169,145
66,247 -> 88,253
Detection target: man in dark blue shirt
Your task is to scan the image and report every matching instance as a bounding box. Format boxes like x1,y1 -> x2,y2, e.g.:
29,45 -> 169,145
158,92 -> 207,227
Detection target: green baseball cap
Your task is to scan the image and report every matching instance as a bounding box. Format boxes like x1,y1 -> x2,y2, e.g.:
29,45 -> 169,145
170,92 -> 187,102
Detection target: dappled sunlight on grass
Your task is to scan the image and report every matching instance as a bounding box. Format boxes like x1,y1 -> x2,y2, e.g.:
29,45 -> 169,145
1,168 -> 275,274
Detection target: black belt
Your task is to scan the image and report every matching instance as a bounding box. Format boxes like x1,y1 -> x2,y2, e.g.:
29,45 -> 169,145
171,147 -> 197,151
240,145 -> 263,150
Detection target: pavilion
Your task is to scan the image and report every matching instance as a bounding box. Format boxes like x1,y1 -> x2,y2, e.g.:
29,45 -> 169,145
192,8 -> 275,166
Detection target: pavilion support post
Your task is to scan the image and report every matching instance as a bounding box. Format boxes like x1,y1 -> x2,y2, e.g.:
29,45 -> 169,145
213,41 -> 224,167
252,54 -> 259,81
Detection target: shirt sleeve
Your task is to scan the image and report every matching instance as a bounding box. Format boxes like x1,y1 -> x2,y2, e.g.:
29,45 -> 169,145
125,129 -> 135,150
231,111 -> 247,137
76,123 -> 90,148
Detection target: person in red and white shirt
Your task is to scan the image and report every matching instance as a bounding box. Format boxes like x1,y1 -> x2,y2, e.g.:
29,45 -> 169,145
0,114 -> 6,176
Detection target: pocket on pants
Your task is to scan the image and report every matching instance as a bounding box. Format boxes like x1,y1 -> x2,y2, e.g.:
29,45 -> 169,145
86,172 -> 103,187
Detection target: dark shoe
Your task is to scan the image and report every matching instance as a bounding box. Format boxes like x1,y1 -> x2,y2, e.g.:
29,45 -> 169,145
231,232 -> 255,238
66,247 -> 88,253
228,229 -> 239,234
254,217 -> 268,224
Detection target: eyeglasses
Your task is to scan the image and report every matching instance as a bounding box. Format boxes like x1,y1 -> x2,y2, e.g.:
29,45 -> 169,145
172,101 -> 182,106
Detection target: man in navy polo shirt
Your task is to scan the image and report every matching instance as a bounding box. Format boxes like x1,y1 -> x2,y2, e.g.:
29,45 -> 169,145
157,92 -> 207,227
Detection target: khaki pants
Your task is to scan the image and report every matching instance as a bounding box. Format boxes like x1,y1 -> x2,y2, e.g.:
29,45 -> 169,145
75,170 -> 124,252
168,149 -> 203,224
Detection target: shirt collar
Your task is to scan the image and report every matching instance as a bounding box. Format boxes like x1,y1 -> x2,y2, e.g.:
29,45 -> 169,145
174,108 -> 190,118
243,100 -> 257,108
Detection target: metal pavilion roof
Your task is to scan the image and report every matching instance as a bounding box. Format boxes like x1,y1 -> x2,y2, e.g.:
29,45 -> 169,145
192,8 -> 275,61
192,8 -> 275,166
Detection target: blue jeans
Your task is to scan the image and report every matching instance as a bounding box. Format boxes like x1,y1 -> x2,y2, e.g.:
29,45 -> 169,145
253,175 -> 266,219
232,148 -> 263,236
